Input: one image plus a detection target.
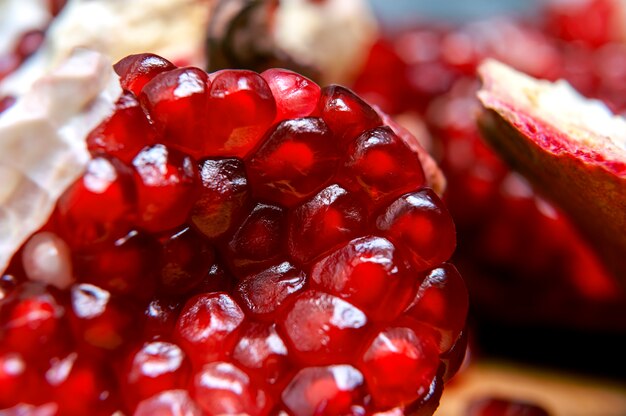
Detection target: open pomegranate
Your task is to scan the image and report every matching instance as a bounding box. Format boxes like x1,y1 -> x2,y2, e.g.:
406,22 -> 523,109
0,52 -> 467,415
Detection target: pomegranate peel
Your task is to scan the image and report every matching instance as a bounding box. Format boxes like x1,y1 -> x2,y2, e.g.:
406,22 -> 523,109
477,59 -> 626,281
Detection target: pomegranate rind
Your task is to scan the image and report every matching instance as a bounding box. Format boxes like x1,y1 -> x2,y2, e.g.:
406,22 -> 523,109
477,59 -> 626,282
0,49 -> 121,274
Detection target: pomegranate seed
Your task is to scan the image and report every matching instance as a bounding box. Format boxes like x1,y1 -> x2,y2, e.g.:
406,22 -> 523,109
406,264 -> 468,353
142,297 -> 182,339
232,322 -> 289,385
141,67 -> 211,158
340,126 -> 426,204
69,283 -> 138,351
191,158 -> 251,240
122,341 -> 190,408
279,290 -> 368,366
175,293 -> 244,365
359,326 -> 440,409
377,189 -> 456,271
0,352 -> 29,408
73,231 -> 157,299
22,232 -> 73,290
236,261 -> 306,322
132,144 -> 198,233
247,117 -> 340,207
281,365 -> 365,416
134,390 -> 202,416
114,53 -> 176,96
87,92 -> 158,163
287,184 -> 367,264
206,70 -> 276,158
56,156 -> 136,248
192,361 -> 271,415
310,236 -> 417,322
261,68 -> 321,121
158,227 -> 215,295
222,203 -> 286,277
319,85 -> 382,149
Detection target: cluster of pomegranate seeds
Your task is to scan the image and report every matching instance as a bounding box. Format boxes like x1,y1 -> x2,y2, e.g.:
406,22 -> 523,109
351,9 -> 626,330
0,53 -> 467,414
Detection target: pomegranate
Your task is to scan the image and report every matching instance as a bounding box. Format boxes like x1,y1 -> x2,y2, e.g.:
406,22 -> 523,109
0,53 -> 467,414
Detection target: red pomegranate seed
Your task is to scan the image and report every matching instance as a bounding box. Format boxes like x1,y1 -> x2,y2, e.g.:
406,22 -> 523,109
73,231 -> 157,299
0,283 -> 67,360
287,184 -> 367,264
319,85 -> 382,149
261,68 -> 321,121
310,236 -> 417,322
158,227 -> 215,295
114,54 -> 176,96
206,70 -> 276,158
340,126 -> 426,204
236,261 -> 306,322
377,189 -> 456,271
467,396 -> 551,416
56,156 -> 136,248
192,361 -> 271,416
281,365 -> 365,416
0,352 -> 30,408
142,297 -> 183,339
406,264 -> 468,353
69,283 -> 138,351
359,326 -> 440,409
279,290 -> 368,366
232,322 -> 289,385
175,293 -> 244,365
132,144 -> 198,233
222,203 -> 286,277
191,158 -> 251,240
87,92 -> 158,164
134,390 -> 202,416
140,67 -> 211,159
122,341 -> 190,408
247,117 -> 339,207
45,353 -> 116,415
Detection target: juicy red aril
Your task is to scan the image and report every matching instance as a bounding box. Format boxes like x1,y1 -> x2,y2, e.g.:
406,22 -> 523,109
340,126 -> 426,204
134,390 -> 202,416
261,68 -> 321,122
140,67 -> 210,159
114,53 -> 176,96
206,70 -> 276,158
192,361 -> 271,416
191,158 -> 250,240
175,293 -> 244,365
121,341 -> 190,409
281,365 -> 365,416
406,264 -> 468,353
236,261 -> 306,321
287,184 -> 367,264
319,85 -> 383,149
5,56 -> 465,414
232,322 -> 289,385
132,144 -> 198,232
69,283 -> 137,351
310,236 -> 417,322
247,117 -> 339,207
360,326 -> 440,409
73,231 -> 157,298
56,156 -> 136,248
279,290 -> 368,366
87,92 -> 157,164
158,227 -> 215,295
377,189 -> 456,271
222,203 -> 286,276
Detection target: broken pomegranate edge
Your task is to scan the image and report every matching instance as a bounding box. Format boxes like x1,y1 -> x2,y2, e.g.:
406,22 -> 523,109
477,59 -> 626,283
